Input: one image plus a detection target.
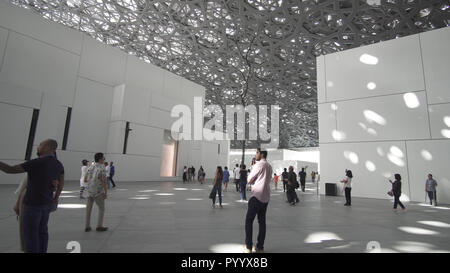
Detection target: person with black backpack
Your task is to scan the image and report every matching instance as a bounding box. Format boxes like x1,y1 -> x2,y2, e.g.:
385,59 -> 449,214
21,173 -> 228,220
287,166 -> 299,205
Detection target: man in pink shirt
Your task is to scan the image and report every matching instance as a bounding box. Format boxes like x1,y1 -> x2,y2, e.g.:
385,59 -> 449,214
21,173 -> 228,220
243,148 -> 273,253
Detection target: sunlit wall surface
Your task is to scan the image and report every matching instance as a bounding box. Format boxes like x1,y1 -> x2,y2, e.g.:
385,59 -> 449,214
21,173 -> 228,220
317,27 -> 450,204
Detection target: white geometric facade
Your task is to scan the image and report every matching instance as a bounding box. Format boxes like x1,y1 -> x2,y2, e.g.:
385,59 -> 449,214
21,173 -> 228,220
318,26 -> 450,204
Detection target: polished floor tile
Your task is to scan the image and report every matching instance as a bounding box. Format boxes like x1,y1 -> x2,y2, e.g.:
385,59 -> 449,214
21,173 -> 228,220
1,181 -> 449,253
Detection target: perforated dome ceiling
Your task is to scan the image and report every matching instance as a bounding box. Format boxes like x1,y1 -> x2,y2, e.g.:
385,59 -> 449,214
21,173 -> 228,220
11,0 -> 450,148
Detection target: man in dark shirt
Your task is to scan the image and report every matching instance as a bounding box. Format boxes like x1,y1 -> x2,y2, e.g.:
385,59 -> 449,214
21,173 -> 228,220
0,139 -> 63,253
281,168 -> 288,193
299,168 -> 307,192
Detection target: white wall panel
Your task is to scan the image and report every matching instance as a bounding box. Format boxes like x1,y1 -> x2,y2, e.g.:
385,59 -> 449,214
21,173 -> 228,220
56,150 -> 95,181
0,1 -> 83,55
201,142 -> 218,178
79,35 -> 126,86
110,85 -> 125,121
122,84 -> 151,125
180,78 -> 204,110
125,55 -> 165,93
325,34 -> 424,101
176,140 -> 191,177
104,154 -> 162,182
318,28 -> 450,204
148,107 -> 174,130
0,160 -> 25,185
126,124 -> 163,157
0,82 -> 42,109
429,103 -> 450,140
151,92 -> 182,112
406,139 -> 450,204
186,150 -> 199,178
318,102 -> 337,143
34,94 -> 67,146
106,121 -> 125,154
68,78 -> 113,152
316,55 -> 326,103
163,71 -> 183,100
0,27 -> 8,71
0,32 -> 79,106
420,26 -> 450,104
0,103 -> 33,160
320,141 -> 410,200
283,148 -> 320,164
336,92 -> 429,142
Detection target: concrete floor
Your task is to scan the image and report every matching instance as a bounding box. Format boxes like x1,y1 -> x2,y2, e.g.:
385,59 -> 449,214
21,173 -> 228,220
1,180 -> 450,253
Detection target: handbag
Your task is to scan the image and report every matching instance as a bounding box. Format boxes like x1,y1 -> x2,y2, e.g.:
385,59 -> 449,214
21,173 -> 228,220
387,190 -> 393,197
209,186 -> 216,199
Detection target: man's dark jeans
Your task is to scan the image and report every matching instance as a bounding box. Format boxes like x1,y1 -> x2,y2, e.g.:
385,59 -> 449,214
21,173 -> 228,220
427,190 -> 437,206
245,197 -> 268,250
22,204 -> 53,253
300,181 -> 306,192
110,174 -> 116,187
240,181 -> 247,200
344,187 -> 352,205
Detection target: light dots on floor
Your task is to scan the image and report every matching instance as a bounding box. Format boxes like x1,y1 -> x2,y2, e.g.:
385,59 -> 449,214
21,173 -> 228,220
417,221 -> 450,228
129,197 -> 150,200
304,232 -> 343,244
61,191 -> 78,194
58,204 -> 86,209
209,243 -> 247,253
398,226 -> 439,236
138,190 -> 158,193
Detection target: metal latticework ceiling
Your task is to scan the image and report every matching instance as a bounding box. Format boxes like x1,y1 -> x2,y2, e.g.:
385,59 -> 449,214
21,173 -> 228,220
10,0 -> 450,148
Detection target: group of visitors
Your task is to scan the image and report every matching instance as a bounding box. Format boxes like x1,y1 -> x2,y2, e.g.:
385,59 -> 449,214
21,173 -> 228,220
273,168 -> 316,193
271,167 -> 310,206
339,169 -> 439,210
183,166 -> 206,184
80,160 -> 116,199
0,137 -> 442,254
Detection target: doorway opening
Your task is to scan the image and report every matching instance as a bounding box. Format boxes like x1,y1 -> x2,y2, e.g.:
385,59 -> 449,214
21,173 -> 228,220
160,130 -> 178,177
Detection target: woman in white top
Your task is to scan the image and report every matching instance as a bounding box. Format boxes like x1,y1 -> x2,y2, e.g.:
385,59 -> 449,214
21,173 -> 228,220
340,169 -> 353,206
80,159 -> 89,199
